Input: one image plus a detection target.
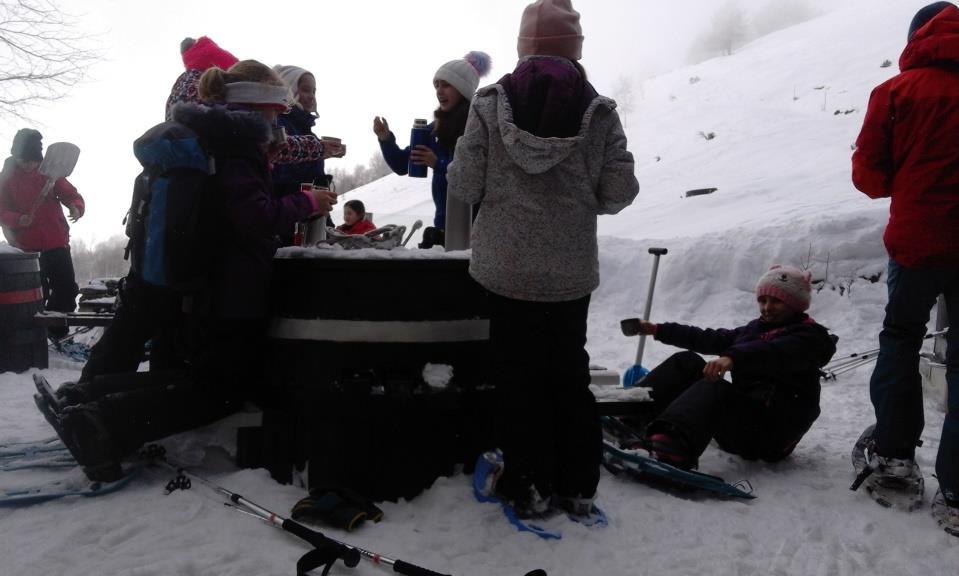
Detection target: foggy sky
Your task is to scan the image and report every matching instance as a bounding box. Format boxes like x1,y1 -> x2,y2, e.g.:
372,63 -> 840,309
1,0 -> 841,245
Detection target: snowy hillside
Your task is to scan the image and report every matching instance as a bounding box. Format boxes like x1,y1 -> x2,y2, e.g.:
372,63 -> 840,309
4,1 -> 959,575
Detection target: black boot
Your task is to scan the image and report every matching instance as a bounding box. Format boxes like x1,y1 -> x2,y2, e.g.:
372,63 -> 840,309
33,393 -> 122,482
35,374 -> 89,411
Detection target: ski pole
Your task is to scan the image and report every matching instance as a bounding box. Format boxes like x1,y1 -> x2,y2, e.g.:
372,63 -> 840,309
821,356 -> 879,380
821,328 -> 949,380
823,347 -> 880,369
155,454 -> 454,576
822,351 -> 881,374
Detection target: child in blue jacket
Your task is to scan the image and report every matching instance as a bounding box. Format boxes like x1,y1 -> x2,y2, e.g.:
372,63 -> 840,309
627,265 -> 837,469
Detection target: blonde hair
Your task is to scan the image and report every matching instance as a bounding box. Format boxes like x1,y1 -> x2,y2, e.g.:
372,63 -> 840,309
198,59 -> 285,104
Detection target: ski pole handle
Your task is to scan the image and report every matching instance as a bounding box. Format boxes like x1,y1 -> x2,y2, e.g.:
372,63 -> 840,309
281,519 -> 361,567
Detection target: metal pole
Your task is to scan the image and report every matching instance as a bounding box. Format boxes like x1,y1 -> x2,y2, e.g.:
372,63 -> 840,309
635,248 -> 668,366
444,194 -> 472,251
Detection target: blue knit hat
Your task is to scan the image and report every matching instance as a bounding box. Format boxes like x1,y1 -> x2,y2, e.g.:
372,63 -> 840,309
909,2 -> 954,41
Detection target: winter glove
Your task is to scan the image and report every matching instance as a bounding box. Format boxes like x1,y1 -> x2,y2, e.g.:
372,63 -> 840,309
290,485 -> 383,532
291,491 -> 367,532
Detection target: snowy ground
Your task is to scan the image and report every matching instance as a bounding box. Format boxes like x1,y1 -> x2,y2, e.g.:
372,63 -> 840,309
4,1 -> 959,574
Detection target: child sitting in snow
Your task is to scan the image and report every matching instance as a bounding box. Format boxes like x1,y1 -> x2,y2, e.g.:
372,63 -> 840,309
335,199 -> 376,236
625,265 -> 836,469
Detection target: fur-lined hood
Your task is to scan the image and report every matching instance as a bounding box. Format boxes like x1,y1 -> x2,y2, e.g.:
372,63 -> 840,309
170,103 -> 273,157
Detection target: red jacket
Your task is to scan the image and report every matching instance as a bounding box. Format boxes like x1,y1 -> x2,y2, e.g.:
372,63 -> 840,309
0,166 -> 83,251
336,219 -> 377,236
852,6 -> 959,268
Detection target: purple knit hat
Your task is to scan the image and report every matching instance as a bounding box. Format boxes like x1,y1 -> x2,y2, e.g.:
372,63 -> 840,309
755,265 -> 812,312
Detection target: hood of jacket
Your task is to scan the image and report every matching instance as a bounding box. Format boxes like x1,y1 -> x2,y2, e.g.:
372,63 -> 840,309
474,76 -> 615,175
499,56 -> 596,139
170,103 -> 273,160
280,105 -> 317,135
901,5 -> 959,71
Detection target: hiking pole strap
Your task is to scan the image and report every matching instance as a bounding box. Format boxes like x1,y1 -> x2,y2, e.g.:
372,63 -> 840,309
282,519 -> 361,568
297,545 -> 340,576
393,559 -> 452,576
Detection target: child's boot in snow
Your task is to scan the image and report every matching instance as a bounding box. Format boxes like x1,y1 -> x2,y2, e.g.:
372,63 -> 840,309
861,453 -> 924,511
932,489 -> 959,537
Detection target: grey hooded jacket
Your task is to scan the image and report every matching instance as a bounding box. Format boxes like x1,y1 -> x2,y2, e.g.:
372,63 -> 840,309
447,83 -> 639,302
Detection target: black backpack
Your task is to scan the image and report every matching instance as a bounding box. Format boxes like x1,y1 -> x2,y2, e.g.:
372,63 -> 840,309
124,121 -> 214,292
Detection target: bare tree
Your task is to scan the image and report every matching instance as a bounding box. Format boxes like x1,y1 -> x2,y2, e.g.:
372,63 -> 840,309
330,152 -> 393,194
0,0 -> 99,121
71,235 -> 128,285
752,0 -> 817,39
688,1 -> 749,63
611,76 -> 636,131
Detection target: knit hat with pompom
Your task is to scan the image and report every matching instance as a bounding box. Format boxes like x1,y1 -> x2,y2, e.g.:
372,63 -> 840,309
181,36 -> 239,72
433,51 -> 492,101
755,265 -> 812,313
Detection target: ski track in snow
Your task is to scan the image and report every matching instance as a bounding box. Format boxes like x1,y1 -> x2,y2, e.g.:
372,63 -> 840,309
3,1 -> 959,574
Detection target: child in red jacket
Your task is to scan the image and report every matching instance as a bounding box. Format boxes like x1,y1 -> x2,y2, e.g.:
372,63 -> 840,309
0,129 -> 84,338
335,199 -> 376,236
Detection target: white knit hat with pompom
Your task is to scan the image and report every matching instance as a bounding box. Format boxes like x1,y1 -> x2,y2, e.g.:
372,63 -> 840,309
434,51 -> 492,101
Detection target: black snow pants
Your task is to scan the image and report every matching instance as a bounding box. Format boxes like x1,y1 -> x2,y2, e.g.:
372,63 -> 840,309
80,276 -> 190,383
489,292 -> 601,501
39,247 -> 78,338
81,316 -> 266,459
645,351 -> 821,462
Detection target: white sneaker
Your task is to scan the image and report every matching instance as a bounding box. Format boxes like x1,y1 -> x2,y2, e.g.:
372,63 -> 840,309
862,454 -> 924,511
932,489 -> 959,537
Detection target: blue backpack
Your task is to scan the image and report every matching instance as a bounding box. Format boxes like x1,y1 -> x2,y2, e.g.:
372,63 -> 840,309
124,121 -> 215,291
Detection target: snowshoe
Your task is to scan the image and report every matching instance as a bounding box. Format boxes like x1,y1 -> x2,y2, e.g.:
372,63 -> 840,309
601,416 -> 753,499
0,465 -> 142,507
850,424 -> 876,480
851,424 -> 923,511
932,489 -> 959,537
472,451 -> 563,540
556,495 -> 608,528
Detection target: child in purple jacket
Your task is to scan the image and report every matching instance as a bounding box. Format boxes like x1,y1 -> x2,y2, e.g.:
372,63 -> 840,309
627,265 -> 837,469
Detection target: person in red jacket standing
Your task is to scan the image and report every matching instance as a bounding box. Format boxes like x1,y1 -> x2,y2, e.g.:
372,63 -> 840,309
0,129 -> 84,339
852,1 -> 959,536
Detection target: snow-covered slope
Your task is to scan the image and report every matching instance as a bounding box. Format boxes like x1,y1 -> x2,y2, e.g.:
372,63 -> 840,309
4,2 -> 959,575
